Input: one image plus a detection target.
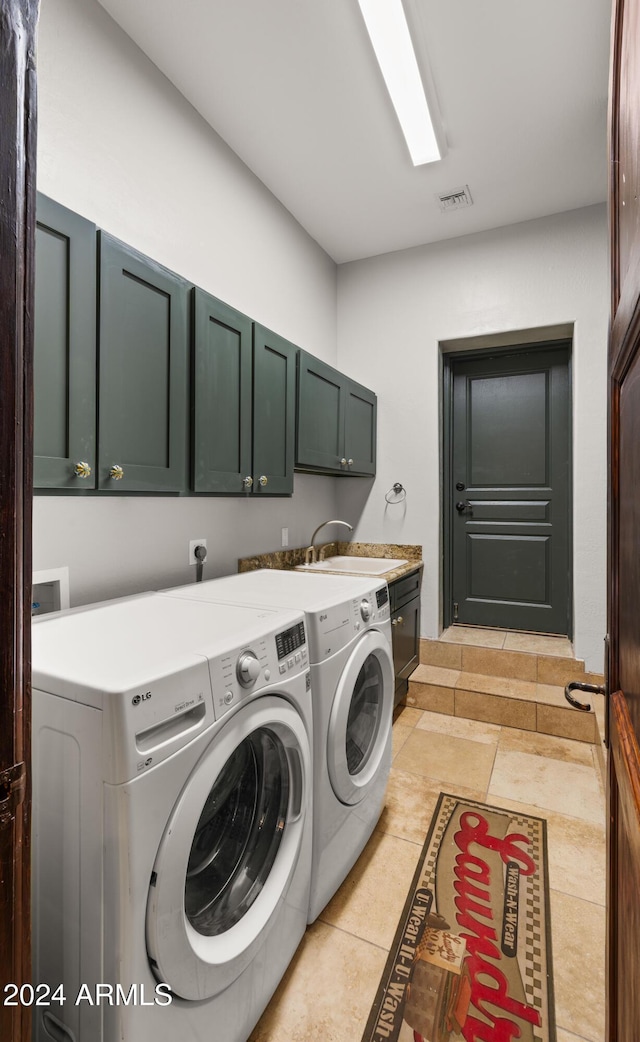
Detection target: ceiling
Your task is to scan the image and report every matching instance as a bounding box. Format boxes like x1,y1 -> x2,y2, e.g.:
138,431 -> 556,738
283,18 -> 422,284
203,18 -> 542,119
96,0 -> 611,264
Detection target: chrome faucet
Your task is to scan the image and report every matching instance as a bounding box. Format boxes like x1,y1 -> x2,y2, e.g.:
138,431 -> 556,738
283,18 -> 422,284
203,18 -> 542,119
305,519 -> 353,565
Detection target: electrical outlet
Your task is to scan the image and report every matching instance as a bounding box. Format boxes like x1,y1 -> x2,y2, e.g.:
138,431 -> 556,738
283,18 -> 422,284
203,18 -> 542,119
188,538 -> 207,565
281,527 -> 289,547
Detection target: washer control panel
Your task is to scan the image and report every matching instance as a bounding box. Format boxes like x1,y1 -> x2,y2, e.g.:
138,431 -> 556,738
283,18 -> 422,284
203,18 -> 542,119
237,651 -> 262,686
275,620 -> 307,660
210,618 -> 308,719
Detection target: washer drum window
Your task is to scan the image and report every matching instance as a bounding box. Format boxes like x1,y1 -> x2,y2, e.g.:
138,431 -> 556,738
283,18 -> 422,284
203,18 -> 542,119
146,696 -> 310,1001
326,629 -> 394,806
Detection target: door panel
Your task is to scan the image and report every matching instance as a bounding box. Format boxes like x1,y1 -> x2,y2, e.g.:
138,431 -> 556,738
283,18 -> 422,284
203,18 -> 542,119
344,379 -> 377,475
98,233 -> 188,492
296,351 -> 345,471
252,324 -> 296,495
450,345 -> 571,633
608,0 -> 640,1037
34,194 -> 96,488
0,5 -> 37,1040
192,289 -> 252,493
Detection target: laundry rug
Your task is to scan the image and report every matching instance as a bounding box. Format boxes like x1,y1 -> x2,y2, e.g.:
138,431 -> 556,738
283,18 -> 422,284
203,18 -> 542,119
361,793 -> 555,1042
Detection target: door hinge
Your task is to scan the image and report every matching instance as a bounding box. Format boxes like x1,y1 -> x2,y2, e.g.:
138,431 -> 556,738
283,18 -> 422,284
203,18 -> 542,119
453,602 -> 459,622
0,761 -> 26,830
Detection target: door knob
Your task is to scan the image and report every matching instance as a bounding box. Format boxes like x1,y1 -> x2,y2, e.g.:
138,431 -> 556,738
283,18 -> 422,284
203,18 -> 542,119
455,501 -> 467,513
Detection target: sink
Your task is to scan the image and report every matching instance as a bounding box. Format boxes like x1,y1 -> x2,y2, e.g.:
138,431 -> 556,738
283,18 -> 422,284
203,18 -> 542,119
296,555 -> 408,576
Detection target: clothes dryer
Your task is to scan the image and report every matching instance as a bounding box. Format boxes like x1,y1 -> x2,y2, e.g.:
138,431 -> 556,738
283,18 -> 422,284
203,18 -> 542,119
31,592 -> 312,1042
162,570 -> 394,923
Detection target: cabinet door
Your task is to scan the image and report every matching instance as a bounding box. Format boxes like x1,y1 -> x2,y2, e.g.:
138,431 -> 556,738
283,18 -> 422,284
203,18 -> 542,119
34,194 -> 96,488
296,352 -> 345,472
252,324 -> 297,495
98,234 -> 188,492
344,377 -> 376,476
391,593 -> 420,700
192,289 -> 252,493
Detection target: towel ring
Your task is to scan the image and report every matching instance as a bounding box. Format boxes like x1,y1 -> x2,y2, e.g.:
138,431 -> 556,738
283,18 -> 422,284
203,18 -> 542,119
385,482 -> 406,504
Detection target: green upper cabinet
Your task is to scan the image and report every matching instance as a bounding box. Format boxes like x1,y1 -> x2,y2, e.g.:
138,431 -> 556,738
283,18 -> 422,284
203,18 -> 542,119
98,233 -> 189,492
344,377 -> 377,476
34,194 -> 97,489
192,290 -> 253,493
252,323 -> 297,495
296,351 -> 377,476
191,295 -> 297,495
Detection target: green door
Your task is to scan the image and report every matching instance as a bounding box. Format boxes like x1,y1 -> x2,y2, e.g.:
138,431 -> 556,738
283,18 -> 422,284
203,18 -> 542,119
296,353 -> 377,476
34,194 -> 96,488
344,378 -> 377,475
449,344 -> 571,634
98,233 -> 188,492
296,352 -> 344,472
192,289 -> 253,493
252,324 -> 297,495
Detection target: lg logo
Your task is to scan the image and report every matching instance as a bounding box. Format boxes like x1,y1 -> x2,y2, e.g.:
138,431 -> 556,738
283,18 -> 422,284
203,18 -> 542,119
132,690 -> 152,707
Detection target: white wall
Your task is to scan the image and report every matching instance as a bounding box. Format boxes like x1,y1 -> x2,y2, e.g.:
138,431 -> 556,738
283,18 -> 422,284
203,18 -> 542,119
34,0 -> 610,665
336,206 -> 609,671
34,0 -> 338,605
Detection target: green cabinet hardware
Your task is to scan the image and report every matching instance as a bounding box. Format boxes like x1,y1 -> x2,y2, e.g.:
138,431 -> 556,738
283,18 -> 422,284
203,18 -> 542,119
34,194 -> 97,488
389,568 -> 422,705
192,291 -> 296,495
296,351 -> 377,475
98,233 -> 189,492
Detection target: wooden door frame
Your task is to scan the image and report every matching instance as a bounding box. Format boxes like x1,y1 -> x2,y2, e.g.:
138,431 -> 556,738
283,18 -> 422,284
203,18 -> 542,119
0,2 -> 38,1040
441,338 -> 574,634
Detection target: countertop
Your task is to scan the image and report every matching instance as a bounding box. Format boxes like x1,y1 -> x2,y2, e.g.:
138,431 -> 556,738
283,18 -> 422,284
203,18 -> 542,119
237,542 -> 423,583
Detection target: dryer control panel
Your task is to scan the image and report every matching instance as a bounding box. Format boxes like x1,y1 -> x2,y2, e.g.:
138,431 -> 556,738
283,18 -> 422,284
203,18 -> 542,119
304,581 -> 391,662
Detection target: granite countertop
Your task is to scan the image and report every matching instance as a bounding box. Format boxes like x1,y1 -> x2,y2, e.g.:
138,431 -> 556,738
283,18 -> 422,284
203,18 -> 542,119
238,542 -> 423,582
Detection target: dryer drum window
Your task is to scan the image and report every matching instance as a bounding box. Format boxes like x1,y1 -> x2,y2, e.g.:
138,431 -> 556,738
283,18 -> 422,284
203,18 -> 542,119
185,728 -> 290,936
345,654 -> 384,776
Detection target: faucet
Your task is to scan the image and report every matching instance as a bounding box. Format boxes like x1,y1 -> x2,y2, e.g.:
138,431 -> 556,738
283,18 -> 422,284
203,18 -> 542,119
305,519 -> 353,565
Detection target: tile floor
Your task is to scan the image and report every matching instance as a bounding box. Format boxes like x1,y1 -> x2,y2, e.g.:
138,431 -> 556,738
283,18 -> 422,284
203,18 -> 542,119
249,705 -> 606,1042
439,626 -> 575,658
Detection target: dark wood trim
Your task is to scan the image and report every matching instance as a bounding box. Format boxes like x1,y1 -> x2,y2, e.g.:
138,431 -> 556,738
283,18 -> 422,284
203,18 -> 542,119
441,353 -> 453,629
610,690 -> 640,861
608,0 -> 623,322
0,2 -> 38,1040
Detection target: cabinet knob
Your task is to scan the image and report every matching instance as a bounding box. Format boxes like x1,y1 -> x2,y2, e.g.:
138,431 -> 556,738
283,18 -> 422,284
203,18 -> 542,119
392,616 -> 404,627
258,475 -> 268,487
73,461 -> 92,479
243,475 -> 253,488
109,465 -> 124,480
340,458 -> 347,466
347,458 -> 353,466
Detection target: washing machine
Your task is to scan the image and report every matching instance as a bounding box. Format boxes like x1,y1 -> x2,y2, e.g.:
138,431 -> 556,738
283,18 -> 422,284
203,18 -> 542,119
162,569 -> 394,923
31,592 -> 312,1042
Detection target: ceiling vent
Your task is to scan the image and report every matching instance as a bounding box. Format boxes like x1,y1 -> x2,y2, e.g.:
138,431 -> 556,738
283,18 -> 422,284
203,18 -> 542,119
437,185 -> 473,213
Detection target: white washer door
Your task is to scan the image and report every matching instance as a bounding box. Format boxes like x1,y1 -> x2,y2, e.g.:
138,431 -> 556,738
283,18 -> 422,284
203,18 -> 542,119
326,629 -> 394,805
146,695 -> 310,1001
